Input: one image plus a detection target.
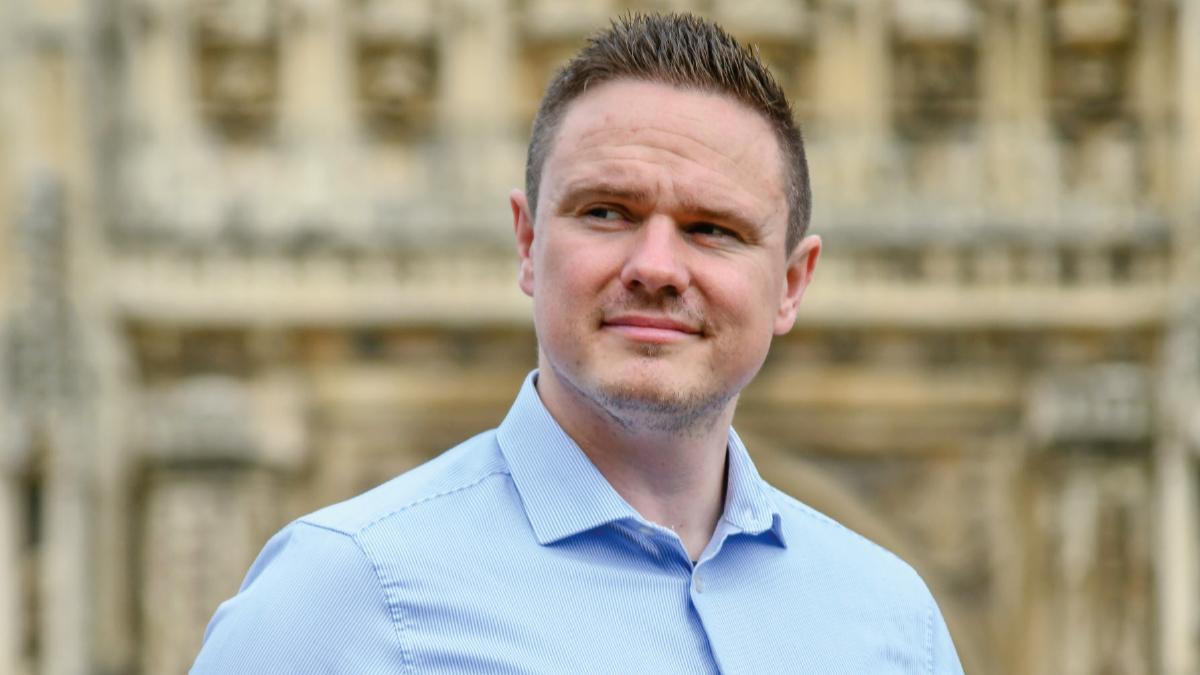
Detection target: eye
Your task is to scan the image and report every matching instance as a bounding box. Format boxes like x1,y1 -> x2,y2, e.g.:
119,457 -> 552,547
583,206 -> 624,221
688,222 -> 741,241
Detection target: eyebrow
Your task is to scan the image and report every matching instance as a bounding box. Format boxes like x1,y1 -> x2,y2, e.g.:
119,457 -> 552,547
556,181 -> 653,210
556,180 -> 766,239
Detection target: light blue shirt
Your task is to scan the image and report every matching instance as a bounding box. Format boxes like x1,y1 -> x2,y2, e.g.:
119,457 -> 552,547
194,371 -> 964,674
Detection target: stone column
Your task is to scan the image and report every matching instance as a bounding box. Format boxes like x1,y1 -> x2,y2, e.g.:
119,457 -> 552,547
1156,1 -> 1200,669
811,0 -> 892,218
122,0 -> 208,231
0,170 -> 91,675
1155,438 -> 1199,675
3,0 -> 118,669
979,0 -> 1025,217
39,425 -> 90,675
128,0 -> 197,144
0,2 -> 21,670
0,456 -> 22,675
1155,319 -> 1198,675
439,0 -> 519,219
12,176 -> 93,675
976,0 -> 1057,219
1179,0 -> 1200,277
1011,0 -> 1056,219
277,0 -> 354,225
1132,0 -> 1175,209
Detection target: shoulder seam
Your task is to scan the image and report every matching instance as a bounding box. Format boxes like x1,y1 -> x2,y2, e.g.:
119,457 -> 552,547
286,521 -> 416,673
355,468 -> 511,536
335,469 -> 509,674
351,528 -> 416,674
293,519 -> 355,538
297,466 -> 511,537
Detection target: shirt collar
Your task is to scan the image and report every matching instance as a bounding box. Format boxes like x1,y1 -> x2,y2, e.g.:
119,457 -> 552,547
496,372 -> 638,545
496,371 -> 786,549
722,427 -> 787,547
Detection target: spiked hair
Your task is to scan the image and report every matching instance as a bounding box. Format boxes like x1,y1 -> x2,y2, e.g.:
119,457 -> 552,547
524,12 -> 812,251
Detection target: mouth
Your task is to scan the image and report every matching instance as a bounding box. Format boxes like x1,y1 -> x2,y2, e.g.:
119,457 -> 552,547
601,314 -> 702,344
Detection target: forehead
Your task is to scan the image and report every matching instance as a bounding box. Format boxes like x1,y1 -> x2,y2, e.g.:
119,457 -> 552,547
542,79 -> 787,217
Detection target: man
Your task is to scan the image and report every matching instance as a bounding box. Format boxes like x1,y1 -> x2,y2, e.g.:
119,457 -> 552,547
194,13 -> 964,674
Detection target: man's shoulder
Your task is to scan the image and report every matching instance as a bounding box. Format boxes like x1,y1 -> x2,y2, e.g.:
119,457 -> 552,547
764,483 -> 930,597
758,484 -> 962,674
300,429 -> 511,537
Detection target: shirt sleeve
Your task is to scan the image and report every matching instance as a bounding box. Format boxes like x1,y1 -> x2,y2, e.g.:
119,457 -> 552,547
191,520 -> 407,674
928,594 -> 965,675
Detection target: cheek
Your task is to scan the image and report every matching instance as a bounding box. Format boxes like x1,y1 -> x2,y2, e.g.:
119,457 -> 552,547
538,236 -> 615,297
707,267 -> 780,326
533,239 -> 609,334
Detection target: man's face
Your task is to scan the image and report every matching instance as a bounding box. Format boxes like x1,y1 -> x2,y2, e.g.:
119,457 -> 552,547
512,79 -> 820,431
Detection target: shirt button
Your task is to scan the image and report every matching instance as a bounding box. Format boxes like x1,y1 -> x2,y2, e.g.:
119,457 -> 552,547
694,574 -> 705,593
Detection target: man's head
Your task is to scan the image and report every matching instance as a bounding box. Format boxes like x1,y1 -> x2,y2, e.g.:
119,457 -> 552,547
525,13 -> 812,253
511,13 -> 820,435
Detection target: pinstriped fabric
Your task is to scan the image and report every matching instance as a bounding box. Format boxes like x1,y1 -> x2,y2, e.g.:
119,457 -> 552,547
193,371 -> 964,674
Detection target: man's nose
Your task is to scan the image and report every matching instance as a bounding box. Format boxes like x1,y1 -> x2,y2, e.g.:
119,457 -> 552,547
619,216 -> 691,296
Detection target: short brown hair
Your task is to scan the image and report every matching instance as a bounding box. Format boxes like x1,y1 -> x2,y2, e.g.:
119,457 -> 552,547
524,12 -> 812,251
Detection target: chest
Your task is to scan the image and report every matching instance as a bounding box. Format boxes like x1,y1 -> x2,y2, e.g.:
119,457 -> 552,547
377,536 -> 930,674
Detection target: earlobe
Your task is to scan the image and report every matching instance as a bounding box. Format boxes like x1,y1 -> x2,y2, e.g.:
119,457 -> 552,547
511,189 -> 536,297
774,234 -> 821,335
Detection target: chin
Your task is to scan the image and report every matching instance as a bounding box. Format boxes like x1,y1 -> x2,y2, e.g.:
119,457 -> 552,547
590,370 -> 734,425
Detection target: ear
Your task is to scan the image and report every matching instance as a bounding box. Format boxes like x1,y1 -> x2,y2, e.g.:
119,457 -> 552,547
511,189 -> 536,297
774,234 -> 821,335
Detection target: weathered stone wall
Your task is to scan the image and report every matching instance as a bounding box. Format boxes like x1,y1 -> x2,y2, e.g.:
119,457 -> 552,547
0,1 -> 1195,673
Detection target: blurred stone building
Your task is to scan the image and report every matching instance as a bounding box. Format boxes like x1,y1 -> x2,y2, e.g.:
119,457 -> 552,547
0,0 -> 1197,673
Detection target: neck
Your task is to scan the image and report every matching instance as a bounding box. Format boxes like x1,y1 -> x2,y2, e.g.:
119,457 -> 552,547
536,367 -> 734,561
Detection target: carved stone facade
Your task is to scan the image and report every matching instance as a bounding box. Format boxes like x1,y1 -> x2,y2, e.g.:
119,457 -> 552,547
0,1 -> 1196,674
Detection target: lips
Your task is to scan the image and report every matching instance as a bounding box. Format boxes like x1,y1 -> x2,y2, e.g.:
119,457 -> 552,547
602,314 -> 701,344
